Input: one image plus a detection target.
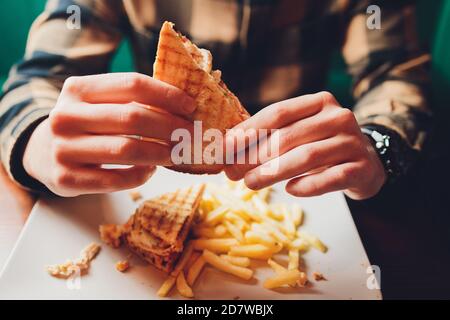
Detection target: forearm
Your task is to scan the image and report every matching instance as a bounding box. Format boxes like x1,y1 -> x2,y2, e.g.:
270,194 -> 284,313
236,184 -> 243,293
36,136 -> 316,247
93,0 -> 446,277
0,80 -> 58,192
352,63 -> 432,183
342,0 -> 432,179
0,0 -> 123,191
352,59 -> 432,151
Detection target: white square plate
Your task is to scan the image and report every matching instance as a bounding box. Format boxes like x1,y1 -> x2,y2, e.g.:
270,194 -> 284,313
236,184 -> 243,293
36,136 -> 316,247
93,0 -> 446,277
0,168 -> 381,300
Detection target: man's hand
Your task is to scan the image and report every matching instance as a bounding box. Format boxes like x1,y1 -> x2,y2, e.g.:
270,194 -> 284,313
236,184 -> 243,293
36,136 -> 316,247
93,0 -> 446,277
23,73 -> 196,197
224,92 -> 387,200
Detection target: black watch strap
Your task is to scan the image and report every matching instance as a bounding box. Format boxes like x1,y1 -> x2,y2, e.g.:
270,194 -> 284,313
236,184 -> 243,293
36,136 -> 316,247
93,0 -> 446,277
361,125 -> 418,183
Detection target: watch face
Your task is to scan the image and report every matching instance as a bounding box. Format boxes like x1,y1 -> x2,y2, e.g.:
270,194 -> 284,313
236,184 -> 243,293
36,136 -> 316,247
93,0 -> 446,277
362,125 -> 418,183
371,131 -> 385,141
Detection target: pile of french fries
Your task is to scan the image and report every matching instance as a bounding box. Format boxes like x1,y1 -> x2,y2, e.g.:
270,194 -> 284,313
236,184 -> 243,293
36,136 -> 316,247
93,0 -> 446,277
158,180 -> 327,298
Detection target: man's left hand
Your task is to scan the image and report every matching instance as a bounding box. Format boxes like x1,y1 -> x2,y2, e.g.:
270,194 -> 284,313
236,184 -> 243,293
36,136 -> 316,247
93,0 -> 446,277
224,92 -> 387,200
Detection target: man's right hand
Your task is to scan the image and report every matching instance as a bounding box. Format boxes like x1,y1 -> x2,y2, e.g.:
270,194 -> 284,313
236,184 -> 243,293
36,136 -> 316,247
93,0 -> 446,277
22,73 -> 196,197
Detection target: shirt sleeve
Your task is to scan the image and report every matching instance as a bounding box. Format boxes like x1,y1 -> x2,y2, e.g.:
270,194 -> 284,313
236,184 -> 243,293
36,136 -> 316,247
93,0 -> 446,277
341,0 -> 432,153
0,0 -> 124,191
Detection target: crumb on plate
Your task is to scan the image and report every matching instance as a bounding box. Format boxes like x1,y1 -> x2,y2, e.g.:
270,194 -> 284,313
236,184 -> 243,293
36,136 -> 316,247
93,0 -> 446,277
129,191 -> 142,202
115,260 -> 130,272
313,272 -> 326,281
46,243 -> 101,279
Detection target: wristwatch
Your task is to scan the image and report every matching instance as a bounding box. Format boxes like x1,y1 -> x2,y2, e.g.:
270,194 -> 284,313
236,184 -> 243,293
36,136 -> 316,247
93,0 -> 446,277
361,125 -> 417,184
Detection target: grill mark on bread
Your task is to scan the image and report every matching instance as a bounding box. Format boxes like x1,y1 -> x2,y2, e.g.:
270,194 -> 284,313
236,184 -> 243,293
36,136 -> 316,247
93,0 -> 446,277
158,190 -> 180,233
157,44 -> 184,56
153,21 -> 249,174
122,185 -> 204,273
156,58 -> 203,78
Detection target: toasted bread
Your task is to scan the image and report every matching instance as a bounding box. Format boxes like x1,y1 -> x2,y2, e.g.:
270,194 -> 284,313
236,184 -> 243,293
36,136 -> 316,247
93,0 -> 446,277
153,21 -> 250,174
123,184 -> 205,273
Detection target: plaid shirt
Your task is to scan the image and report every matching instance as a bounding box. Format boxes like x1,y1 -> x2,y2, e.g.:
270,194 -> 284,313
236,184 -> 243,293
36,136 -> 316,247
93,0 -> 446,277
0,0 -> 431,191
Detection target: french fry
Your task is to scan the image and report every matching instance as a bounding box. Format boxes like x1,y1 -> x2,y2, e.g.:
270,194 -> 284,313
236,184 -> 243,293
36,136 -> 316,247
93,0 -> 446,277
290,203 -> 303,227
244,230 -> 277,247
194,226 -> 227,238
268,204 -> 284,221
234,207 -> 260,222
208,185 -> 236,204
298,231 -> 328,253
260,221 -> 290,244
203,250 -> 253,280
267,259 -> 287,274
249,224 -> 283,249
171,242 -> 194,276
229,244 -> 275,260
204,205 -> 229,225
271,241 -> 284,253
288,249 -> 299,270
250,222 -> 267,233
187,256 -> 206,286
251,195 -> 270,216
263,269 -> 302,289
280,204 -> 296,236
270,256 -> 306,288
220,255 -> 251,267
192,238 -> 239,253
226,197 -> 261,222
226,211 -> 250,228
262,214 -> 293,239
157,276 -> 176,297
288,238 -> 309,251
176,272 -> 194,298
224,221 -> 244,242
214,224 -> 228,236
200,197 -> 218,212
186,251 -> 201,270
209,186 -> 259,221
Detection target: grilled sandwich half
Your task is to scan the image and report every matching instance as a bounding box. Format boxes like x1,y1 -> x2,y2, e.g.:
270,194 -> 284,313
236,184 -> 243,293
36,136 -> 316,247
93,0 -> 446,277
123,184 -> 205,273
153,21 -> 250,174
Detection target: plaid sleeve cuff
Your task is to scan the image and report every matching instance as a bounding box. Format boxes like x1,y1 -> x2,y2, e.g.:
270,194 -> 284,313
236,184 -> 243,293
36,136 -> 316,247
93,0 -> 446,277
2,108 -> 52,193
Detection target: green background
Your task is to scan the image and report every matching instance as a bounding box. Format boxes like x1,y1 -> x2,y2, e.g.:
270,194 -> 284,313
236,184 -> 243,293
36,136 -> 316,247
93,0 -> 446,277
0,0 -> 449,108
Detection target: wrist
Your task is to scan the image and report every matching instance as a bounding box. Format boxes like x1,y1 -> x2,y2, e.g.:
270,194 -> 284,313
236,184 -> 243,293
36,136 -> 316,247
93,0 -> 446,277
363,134 -> 388,186
361,124 -> 417,184
23,119 -> 51,183
6,116 -> 50,193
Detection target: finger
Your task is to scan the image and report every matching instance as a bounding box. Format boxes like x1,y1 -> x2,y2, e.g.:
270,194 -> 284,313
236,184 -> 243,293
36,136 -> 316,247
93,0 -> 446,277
224,136 -> 269,181
54,165 -> 157,195
55,135 -> 173,166
225,107 -> 350,180
243,136 -> 363,190
285,162 -> 363,197
52,102 -> 193,142
63,73 -> 196,115
227,92 -> 334,134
